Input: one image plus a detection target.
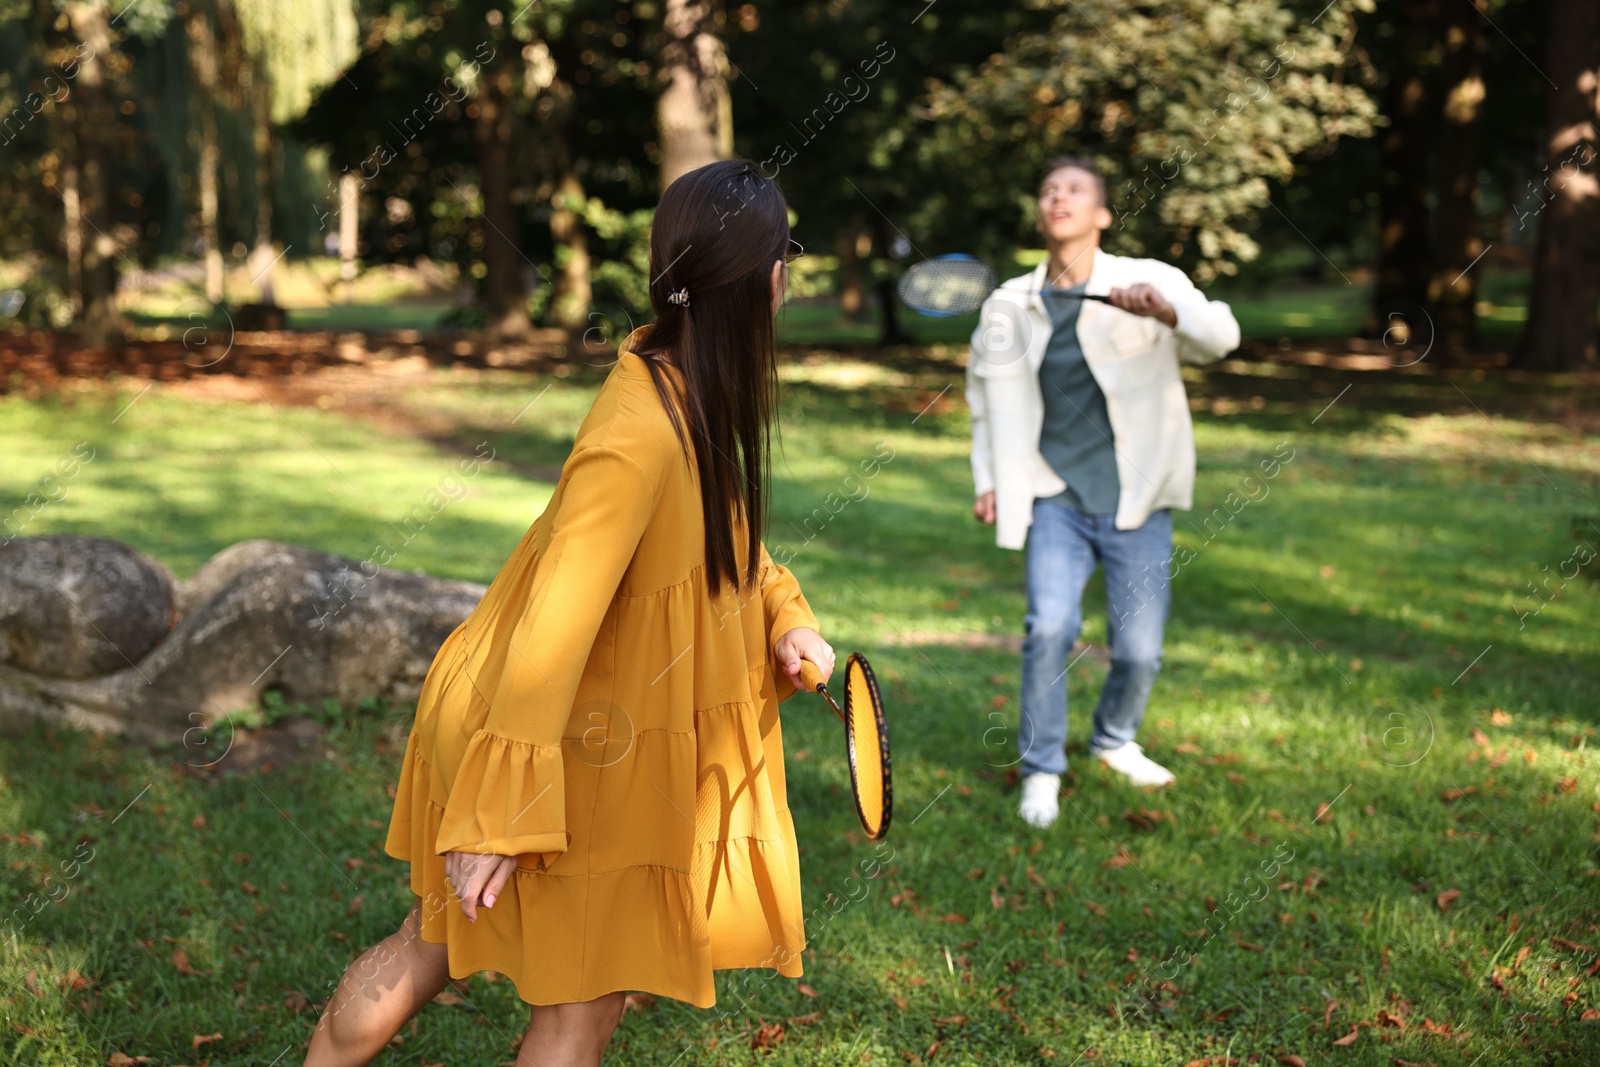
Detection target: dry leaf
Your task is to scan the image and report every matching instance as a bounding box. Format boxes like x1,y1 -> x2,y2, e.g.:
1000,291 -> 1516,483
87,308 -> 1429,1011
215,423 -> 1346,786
1471,729 -> 1491,747
749,1021 -> 785,1049
1375,1009 -> 1406,1029
1332,1027 -> 1359,1046
171,949 -> 200,976
107,1054 -> 155,1066
1174,743 -> 1203,755
788,1010 -> 823,1025
991,887 -> 1006,910
1278,1056 -> 1307,1067
347,893 -> 365,916
622,991 -> 655,1013
283,991 -> 311,1012
1491,709 -> 1512,725
939,913 -> 968,924
1435,889 -> 1461,912
191,1032 -> 222,1049
1441,787 -> 1477,802
431,991 -> 464,1006
796,982 -> 819,998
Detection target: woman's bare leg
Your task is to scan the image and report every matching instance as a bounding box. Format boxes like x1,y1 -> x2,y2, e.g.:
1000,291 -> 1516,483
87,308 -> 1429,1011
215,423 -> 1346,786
303,899 -> 450,1067
514,991 -> 627,1067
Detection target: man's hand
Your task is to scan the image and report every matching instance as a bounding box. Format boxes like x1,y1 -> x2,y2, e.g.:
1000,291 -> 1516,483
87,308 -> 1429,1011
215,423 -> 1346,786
774,626 -> 835,692
444,851 -> 519,922
974,490 -> 996,525
1108,283 -> 1177,328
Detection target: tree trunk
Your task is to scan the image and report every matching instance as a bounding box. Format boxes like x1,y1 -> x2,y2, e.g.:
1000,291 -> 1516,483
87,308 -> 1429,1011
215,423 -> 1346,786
549,169 -> 591,331
838,218 -> 868,321
338,172 -> 359,302
187,6 -> 224,306
1427,0 -> 1486,357
656,0 -> 731,189
873,218 -> 909,347
249,65 -> 278,306
65,1 -> 121,349
1517,0 -> 1600,371
61,153 -> 83,317
1366,0 -> 1437,336
473,56 -> 531,340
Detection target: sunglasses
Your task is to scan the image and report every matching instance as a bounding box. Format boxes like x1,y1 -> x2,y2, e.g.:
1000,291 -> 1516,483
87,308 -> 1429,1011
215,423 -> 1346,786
784,239 -> 805,264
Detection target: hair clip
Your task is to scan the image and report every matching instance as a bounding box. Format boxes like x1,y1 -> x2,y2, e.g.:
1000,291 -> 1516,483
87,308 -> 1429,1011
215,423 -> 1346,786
667,287 -> 690,307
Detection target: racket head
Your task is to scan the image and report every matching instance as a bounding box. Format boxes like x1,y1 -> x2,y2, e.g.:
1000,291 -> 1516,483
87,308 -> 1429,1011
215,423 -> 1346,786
842,652 -> 891,840
897,255 -> 996,318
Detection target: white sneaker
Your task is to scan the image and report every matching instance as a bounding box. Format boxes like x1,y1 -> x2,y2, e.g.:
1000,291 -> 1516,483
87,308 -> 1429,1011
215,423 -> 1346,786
1090,742 -> 1176,787
1018,772 -> 1061,828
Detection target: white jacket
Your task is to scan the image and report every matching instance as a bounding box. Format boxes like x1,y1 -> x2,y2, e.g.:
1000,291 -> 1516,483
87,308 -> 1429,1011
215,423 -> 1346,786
966,248 -> 1240,550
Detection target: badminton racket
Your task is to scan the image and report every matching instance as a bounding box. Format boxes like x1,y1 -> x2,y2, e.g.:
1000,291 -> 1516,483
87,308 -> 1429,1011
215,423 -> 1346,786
800,654 -> 891,841
897,254 -> 1114,317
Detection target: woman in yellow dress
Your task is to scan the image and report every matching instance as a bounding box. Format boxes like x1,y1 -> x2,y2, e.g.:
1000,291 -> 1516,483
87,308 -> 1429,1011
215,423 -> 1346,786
304,159 -> 832,1067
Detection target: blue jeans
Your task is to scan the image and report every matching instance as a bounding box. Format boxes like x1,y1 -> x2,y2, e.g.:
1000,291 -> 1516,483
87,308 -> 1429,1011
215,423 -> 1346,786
1017,499 -> 1172,776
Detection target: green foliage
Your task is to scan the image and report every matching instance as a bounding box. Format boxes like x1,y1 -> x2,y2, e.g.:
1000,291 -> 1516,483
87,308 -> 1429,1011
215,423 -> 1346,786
923,0 -> 1379,282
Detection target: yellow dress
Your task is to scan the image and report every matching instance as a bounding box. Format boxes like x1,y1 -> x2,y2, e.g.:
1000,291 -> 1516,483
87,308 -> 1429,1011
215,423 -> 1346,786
383,326 -> 818,1008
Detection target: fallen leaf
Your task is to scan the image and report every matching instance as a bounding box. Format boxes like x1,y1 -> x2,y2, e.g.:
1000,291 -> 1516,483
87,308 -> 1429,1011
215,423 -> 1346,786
240,880 -> 258,895
939,914 -> 968,924
797,982 -> 819,998
749,1021 -> 785,1049
1471,729 -> 1491,747
1491,709 -> 1512,725
788,1010 -> 822,1025
1376,1008 -> 1406,1029
283,991 -> 311,1012
991,887 -> 1006,910
1440,787 -> 1477,802
1435,889 -> 1461,912
622,991 -> 655,1013
965,868 -> 985,880
171,949 -> 200,976
191,1032 -> 222,1049
1084,901 -> 1106,916
1332,1027 -> 1359,1046
107,1055 -> 155,1066
1174,743 -> 1203,755
432,991 -> 465,1006
1278,1056 -> 1307,1067
932,1014 -> 968,1026
1581,1007 -> 1600,1021
1103,850 -> 1134,868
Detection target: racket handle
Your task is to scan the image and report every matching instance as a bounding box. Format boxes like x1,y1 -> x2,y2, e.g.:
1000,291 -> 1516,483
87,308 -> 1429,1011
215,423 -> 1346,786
798,659 -> 828,693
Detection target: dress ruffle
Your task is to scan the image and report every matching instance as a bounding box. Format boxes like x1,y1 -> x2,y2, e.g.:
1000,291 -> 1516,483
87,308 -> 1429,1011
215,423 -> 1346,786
434,729 -> 568,868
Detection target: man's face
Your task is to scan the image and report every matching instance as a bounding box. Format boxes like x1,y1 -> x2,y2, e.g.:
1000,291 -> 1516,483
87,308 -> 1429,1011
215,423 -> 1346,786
1036,166 -> 1111,244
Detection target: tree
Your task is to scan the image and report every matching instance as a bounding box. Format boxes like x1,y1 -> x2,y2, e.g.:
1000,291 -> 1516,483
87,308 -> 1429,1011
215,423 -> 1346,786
1368,0 -> 1438,334
1517,0 -> 1599,371
655,0 -> 730,188
1428,0 -> 1486,355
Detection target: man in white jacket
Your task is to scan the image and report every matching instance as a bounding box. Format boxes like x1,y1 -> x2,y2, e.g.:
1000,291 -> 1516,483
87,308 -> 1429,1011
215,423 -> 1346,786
967,157 -> 1240,828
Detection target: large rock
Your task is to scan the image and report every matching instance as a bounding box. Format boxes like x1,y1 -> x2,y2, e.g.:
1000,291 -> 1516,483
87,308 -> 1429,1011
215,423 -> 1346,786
0,536 -> 485,745
0,535 -> 176,677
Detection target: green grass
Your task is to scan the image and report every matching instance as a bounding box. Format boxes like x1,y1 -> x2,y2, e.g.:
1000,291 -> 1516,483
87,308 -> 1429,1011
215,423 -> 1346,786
2,351 -> 1599,1065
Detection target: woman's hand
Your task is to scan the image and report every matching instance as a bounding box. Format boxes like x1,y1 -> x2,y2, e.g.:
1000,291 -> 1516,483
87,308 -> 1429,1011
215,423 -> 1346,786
443,851 -> 519,922
974,490 -> 996,525
774,626 -> 835,692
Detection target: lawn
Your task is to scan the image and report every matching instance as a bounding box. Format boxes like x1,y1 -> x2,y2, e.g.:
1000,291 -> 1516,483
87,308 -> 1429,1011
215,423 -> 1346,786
1,345 -> 1598,1066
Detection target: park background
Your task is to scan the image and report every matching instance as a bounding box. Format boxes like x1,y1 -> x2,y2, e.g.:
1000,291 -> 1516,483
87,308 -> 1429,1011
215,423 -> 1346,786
1,0 -> 1599,1065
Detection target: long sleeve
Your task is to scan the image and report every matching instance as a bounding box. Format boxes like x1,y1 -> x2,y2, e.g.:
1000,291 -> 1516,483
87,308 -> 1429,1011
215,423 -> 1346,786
758,543 -> 820,703
966,323 -> 996,497
435,445 -> 657,862
1155,262 -> 1240,365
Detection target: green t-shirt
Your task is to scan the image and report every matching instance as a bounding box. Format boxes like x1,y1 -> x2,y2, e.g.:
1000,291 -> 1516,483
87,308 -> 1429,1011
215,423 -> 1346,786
1037,283 -> 1121,515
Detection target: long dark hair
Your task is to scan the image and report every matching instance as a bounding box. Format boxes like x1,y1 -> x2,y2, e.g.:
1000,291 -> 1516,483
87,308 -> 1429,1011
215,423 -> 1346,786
632,159 -> 789,598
